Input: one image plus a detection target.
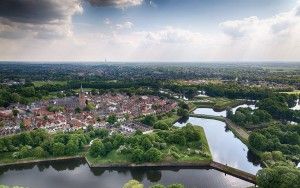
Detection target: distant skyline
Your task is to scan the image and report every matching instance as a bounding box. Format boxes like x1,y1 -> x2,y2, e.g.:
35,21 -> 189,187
0,0 -> 300,62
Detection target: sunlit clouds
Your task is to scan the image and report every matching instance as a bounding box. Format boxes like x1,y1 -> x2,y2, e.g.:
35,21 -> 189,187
0,0 -> 299,61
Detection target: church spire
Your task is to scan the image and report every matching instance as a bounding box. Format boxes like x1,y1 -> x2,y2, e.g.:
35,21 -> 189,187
79,83 -> 85,108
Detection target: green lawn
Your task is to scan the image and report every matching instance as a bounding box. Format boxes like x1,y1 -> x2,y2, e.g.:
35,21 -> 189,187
156,114 -> 180,125
73,88 -> 95,92
86,150 -> 130,165
279,90 -> 300,95
33,81 -> 68,87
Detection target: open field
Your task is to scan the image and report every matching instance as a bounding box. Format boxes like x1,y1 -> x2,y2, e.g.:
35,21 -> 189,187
33,81 -> 68,87
279,90 -> 300,95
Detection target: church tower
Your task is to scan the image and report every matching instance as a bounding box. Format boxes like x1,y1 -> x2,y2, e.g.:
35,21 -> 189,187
79,84 -> 86,109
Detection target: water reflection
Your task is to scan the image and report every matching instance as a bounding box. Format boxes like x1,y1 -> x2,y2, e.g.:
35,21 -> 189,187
290,99 -> 300,110
193,108 -> 226,117
0,160 -> 253,188
193,104 -> 257,117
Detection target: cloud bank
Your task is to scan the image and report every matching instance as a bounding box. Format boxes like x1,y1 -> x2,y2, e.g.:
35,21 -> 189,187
0,0 -> 82,39
0,1 -> 300,61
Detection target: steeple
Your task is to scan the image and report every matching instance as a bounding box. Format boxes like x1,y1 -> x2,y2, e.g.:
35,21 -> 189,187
79,83 -> 85,108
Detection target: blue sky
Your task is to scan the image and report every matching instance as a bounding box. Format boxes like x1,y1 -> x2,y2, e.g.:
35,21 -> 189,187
0,0 -> 299,62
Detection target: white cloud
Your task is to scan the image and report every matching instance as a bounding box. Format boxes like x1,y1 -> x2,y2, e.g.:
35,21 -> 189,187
218,2 -> 300,60
104,18 -> 111,25
144,26 -> 202,43
116,21 -> 134,29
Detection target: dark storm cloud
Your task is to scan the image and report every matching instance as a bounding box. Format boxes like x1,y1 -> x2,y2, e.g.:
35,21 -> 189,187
88,0 -> 115,6
0,0 -> 82,39
0,0 -> 69,24
87,0 -> 143,8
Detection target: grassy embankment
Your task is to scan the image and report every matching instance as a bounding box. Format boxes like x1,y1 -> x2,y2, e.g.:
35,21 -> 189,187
0,151 -> 86,167
191,97 -> 245,111
86,126 -> 212,167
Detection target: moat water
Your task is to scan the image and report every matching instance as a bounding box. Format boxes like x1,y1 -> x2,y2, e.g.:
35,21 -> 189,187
175,117 -> 261,174
193,104 -> 257,117
0,159 -> 253,188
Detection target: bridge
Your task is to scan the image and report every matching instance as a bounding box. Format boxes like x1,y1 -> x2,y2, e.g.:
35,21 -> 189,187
210,161 -> 257,184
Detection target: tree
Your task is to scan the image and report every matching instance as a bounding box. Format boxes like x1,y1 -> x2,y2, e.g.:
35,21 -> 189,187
19,121 -> 26,131
20,87 -> 35,97
123,180 -> 144,188
75,107 -> 81,114
12,109 -> 19,117
107,114 -> 117,124
257,166 -> 300,188
144,148 -> 162,162
142,115 -> 157,126
249,132 -> 267,151
168,132 -> 186,146
253,110 -> 272,122
19,145 -> 31,158
18,132 -> 33,146
52,143 -> 65,156
33,146 -> 46,158
131,148 -> 144,163
95,128 -> 109,138
85,102 -> 95,111
11,93 -> 21,103
150,185 -> 165,188
89,139 -> 106,157
232,111 -> 246,125
65,141 -> 78,155
271,151 -> 284,161
178,102 -> 189,110
226,109 -> 233,118
141,137 -> 153,151
154,122 -> 169,130
103,141 -> 113,154
167,184 -> 184,188
177,108 -> 189,119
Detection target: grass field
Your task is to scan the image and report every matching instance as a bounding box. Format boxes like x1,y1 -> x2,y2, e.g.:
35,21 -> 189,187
33,81 -> 68,87
279,90 -> 300,95
156,114 -> 180,126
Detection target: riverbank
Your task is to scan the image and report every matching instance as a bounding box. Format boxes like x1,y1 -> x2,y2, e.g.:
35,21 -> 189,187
0,155 -> 85,168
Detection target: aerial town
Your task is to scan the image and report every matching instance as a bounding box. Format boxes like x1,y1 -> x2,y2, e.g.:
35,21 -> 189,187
0,85 -> 177,136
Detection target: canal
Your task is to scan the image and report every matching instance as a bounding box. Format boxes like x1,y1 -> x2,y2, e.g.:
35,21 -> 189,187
175,104 -> 261,174
0,159 -> 253,188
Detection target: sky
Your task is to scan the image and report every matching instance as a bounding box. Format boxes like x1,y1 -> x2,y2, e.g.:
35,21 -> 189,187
0,0 -> 300,62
